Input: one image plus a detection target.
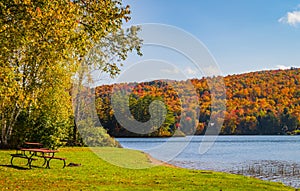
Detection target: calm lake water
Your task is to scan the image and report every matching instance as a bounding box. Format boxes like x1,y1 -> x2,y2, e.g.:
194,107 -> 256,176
117,136 -> 300,188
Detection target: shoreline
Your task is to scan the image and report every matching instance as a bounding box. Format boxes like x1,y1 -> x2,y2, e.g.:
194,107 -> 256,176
143,151 -> 299,189
144,152 -> 179,168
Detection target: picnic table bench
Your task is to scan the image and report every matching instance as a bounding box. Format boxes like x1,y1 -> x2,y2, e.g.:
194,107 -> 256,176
10,142 -> 66,169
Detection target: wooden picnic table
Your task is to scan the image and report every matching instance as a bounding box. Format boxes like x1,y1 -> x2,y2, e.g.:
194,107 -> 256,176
11,143 -> 66,169
23,142 -> 43,148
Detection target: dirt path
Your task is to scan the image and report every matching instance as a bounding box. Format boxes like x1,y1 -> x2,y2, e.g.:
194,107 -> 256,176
145,153 -> 178,168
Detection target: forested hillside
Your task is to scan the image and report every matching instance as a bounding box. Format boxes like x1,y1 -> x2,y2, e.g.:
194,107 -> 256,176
95,68 -> 300,137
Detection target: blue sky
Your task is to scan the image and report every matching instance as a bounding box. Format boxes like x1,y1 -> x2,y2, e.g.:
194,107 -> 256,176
120,0 -> 300,77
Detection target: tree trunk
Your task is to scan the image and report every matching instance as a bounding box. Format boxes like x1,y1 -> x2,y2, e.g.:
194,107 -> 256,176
1,118 -> 8,148
73,118 -> 77,145
0,103 -> 21,148
73,62 -> 85,145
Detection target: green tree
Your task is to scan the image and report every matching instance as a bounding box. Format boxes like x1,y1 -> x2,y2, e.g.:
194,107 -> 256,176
280,108 -> 298,133
258,110 -> 280,135
0,0 -> 78,147
0,0 -> 141,148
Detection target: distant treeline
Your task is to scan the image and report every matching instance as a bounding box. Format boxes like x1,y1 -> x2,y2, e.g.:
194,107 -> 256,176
95,68 -> 300,137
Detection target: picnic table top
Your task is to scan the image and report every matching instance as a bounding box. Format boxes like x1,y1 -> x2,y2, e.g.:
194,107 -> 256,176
20,148 -> 58,153
24,142 -> 43,146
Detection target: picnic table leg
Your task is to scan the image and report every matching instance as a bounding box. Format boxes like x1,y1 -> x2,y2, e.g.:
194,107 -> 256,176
11,155 -> 29,168
10,156 -> 14,166
25,159 -> 30,166
42,155 -> 52,169
44,152 -> 56,169
41,153 -> 47,167
25,153 -> 35,167
26,156 -> 34,169
28,158 -> 32,169
42,158 -> 47,167
43,156 -> 66,169
10,155 -> 33,169
63,160 -> 66,168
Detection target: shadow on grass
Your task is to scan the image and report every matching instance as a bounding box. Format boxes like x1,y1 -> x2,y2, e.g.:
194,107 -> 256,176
0,164 -> 29,170
0,164 -> 55,170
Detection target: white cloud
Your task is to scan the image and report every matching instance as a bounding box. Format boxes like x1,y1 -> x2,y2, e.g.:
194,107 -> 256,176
276,65 -> 290,70
279,10 -> 300,27
161,66 -> 198,76
160,68 -> 180,74
184,67 -> 197,75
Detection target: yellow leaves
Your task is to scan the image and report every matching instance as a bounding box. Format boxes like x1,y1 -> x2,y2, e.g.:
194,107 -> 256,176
0,24 -> 8,33
22,0 -> 32,5
1,1 -> 135,109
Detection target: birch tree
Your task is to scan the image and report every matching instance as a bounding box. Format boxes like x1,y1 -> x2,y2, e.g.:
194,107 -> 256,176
0,0 -> 141,147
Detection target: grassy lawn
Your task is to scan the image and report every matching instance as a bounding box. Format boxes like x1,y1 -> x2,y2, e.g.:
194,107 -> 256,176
0,147 -> 295,191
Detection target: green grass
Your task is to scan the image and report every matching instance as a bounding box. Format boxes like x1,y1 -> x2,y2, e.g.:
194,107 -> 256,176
0,147 -> 295,191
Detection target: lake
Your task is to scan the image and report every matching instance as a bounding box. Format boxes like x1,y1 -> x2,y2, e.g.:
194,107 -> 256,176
117,136 -> 300,188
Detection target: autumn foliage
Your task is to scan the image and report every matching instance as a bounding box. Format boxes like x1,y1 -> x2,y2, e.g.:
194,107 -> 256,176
95,68 -> 300,137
